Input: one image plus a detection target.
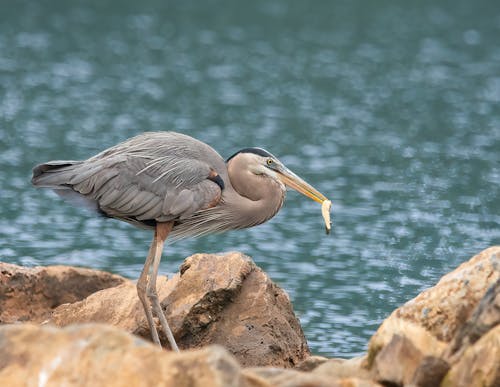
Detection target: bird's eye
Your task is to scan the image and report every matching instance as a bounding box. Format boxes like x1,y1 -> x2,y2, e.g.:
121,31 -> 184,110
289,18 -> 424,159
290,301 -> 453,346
266,158 -> 274,166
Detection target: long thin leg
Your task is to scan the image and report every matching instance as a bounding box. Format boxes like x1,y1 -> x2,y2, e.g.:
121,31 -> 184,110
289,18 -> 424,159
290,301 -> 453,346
147,221 -> 179,352
137,232 -> 161,346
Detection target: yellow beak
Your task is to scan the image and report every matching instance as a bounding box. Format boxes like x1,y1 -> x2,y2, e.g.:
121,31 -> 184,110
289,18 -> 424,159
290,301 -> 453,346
277,167 -> 329,204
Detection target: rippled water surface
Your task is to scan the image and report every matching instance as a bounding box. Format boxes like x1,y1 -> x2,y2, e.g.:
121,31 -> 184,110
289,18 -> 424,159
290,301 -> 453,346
1,0 -> 499,357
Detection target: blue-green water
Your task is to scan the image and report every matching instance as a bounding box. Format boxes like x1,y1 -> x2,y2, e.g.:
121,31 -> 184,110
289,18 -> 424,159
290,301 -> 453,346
1,0 -> 499,357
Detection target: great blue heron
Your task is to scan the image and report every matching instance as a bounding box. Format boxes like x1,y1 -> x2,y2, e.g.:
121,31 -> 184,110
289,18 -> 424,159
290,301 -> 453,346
32,131 -> 330,351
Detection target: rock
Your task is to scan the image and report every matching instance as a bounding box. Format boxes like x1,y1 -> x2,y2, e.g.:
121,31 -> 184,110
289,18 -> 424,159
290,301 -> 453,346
294,355 -> 329,371
441,325 -> 500,387
0,262 -> 126,324
243,367 -> 382,387
366,247 -> 498,361
364,247 -> 500,386
51,277 -> 162,337
368,323 -> 452,386
389,246 -> 500,342
313,356 -> 372,380
366,318 -> 447,368
370,333 -> 451,387
437,277 -> 500,386
409,356 -> 450,387
372,334 -> 423,386
446,277 -> 500,362
243,368 -> 325,387
51,252 -> 310,367
0,323 -> 263,387
245,356 -> 377,387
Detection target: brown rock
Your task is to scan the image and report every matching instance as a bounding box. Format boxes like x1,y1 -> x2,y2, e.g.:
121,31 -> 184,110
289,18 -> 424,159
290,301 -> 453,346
313,356 -> 371,380
243,368 -> 327,387
0,262 -> 126,324
441,325 -> 500,387
366,318 -> 447,368
372,334 -> 424,386
446,277 -> 500,362
390,246 -> 500,342
370,332 -> 451,387
334,379 -> 383,387
294,355 -> 329,371
51,277 -> 163,337
243,367 -> 382,387
365,247 -> 499,386
366,247 -> 499,364
51,252 -> 310,367
0,323 -> 264,387
410,356 -> 450,387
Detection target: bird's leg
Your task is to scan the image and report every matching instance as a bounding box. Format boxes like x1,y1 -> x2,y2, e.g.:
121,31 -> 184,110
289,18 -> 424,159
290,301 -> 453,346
147,221 -> 179,352
137,232 -> 161,346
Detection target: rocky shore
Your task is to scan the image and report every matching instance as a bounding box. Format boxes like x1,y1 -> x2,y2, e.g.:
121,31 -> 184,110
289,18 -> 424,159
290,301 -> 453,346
0,246 -> 498,386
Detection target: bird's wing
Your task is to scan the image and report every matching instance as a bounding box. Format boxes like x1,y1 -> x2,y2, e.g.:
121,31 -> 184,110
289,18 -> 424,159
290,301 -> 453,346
58,132 -> 227,224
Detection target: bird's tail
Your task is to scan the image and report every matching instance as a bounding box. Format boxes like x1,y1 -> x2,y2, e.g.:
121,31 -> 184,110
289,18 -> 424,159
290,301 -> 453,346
31,160 -> 84,188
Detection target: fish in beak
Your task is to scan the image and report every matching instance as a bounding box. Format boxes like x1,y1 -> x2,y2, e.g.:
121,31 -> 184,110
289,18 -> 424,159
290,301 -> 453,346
276,166 -> 332,234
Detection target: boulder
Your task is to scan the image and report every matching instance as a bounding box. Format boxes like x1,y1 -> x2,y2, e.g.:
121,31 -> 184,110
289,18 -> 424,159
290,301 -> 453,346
0,262 -> 126,324
312,356 -> 371,380
242,356 -> 377,386
438,277 -> 500,386
366,318 -> 447,368
409,356 -> 450,387
441,325 -> 500,387
51,277 -> 161,338
242,367 -> 382,387
0,323 -> 265,387
368,246 -> 500,361
294,355 -> 329,371
446,277 -> 500,362
365,246 -> 499,386
371,333 -> 440,386
51,252 -> 310,367
386,246 -> 499,342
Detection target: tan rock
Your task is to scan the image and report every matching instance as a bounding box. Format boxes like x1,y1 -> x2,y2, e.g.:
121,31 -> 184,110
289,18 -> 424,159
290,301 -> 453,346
372,334 -> 426,386
0,262 -> 126,324
243,368 -> 325,387
366,318 -> 447,367
51,252 -> 310,367
243,367 -> 382,387
410,356 -> 450,387
446,277 -> 500,362
313,356 -> 371,380
365,247 -> 499,386
366,247 -> 499,364
390,246 -> 500,342
52,277 -> 164,337
334,379 -> 383,387
0,323 -> 263,387
441,325 -> 500,387
294,355 -> 329,371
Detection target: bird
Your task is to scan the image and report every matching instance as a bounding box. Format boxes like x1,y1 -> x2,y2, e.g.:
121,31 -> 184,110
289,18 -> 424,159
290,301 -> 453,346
31,131 -> 329,352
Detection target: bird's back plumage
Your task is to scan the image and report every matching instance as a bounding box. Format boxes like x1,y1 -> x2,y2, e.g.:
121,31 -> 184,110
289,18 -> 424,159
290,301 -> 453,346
32,132 -> 227,231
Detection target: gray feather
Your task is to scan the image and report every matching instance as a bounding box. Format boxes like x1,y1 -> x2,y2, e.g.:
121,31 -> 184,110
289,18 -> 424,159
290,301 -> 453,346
168,189 -> 195,217
32,161 -> 83,187
135,197 -> 164,220
33,132 -> 226,226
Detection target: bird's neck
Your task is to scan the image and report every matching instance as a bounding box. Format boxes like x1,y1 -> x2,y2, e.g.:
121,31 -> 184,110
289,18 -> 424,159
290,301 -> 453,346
223,183 -> 286,229
225,157 -> 286,228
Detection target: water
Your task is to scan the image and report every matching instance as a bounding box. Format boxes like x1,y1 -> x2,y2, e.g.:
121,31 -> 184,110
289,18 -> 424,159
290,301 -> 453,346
1,0 -> 499,358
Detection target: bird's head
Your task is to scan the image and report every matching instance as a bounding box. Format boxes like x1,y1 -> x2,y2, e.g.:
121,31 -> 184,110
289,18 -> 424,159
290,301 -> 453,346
226,147 -> 328,204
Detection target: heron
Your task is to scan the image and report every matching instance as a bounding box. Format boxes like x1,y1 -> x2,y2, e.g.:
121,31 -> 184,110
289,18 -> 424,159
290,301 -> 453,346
32,131 -> 330,352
